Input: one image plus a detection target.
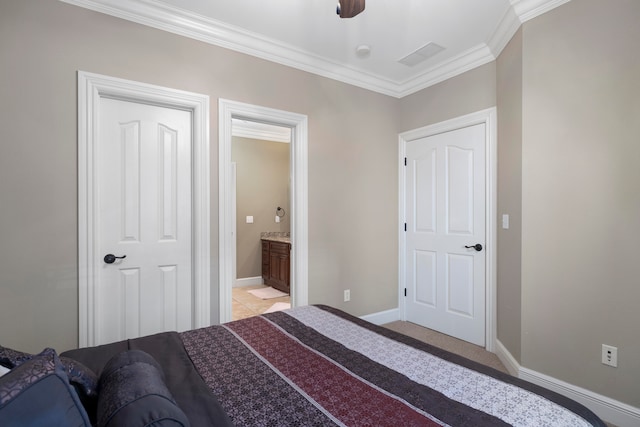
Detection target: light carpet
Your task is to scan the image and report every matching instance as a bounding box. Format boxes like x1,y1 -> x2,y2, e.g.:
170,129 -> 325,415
247,286 -> 289,300
383,321 -> 508,374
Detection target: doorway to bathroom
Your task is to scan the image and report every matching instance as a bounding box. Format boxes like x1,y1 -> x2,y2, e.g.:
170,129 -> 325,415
231,120 -> 291,320
219,99 -> 309,324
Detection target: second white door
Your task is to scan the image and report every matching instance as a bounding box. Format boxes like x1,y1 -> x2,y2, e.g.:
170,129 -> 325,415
405,123 -> 486,346
97,98 -> 193,345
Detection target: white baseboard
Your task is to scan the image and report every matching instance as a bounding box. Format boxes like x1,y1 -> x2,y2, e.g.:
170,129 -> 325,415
233,276 -> 263,288
495,339 -> 521,376
495,340 -> 640,427
359,307 -> 400,325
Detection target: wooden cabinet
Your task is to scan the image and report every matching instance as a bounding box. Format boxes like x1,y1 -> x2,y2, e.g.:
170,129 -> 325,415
261,239 -> 290,294
261,240 -> 270,281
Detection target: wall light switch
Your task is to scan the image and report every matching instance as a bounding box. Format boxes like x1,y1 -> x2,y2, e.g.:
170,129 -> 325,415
246,216 -> 254,224
502,214 -> 510,230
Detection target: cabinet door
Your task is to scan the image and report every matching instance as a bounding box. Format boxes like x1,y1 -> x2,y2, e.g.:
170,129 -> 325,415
261,241 -> 269,280
276,252 -> 290,292
268,242 -> 290,293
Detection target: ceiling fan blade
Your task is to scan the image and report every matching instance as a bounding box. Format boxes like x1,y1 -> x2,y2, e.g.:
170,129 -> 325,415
339,0 -> 365,18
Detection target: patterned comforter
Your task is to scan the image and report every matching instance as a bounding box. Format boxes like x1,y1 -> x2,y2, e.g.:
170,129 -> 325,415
181,305 -> 605,427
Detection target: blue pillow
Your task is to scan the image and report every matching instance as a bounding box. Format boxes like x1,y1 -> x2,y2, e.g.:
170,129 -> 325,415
0,345 -> 31,369
60,356 -> 99,398
60,356 -> 99,423
0,348 -> 91,427
97,350 -> 190,427
0,345 -> 98,409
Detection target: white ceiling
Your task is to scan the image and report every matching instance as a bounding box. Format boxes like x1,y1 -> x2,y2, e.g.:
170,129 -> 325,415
61,0 -> 569,98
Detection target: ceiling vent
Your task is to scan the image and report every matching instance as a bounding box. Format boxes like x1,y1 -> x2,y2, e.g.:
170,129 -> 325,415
398,42 -> 445,67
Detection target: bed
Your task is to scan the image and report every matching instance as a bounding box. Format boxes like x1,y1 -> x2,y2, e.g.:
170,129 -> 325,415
1,304 -> 606,426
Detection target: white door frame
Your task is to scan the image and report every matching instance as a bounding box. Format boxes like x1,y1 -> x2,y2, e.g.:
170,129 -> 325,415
398,107 -> 497,351
219,99 -> 308,323
77,71 -> 211,348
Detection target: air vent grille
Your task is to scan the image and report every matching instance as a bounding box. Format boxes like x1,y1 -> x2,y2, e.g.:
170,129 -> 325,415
398,42 -> 445,67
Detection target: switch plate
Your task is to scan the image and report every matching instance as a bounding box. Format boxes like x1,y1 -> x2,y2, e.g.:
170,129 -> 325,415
344,289 -> 350,302
502,214 -> 510,229
602,344 -> 618,367
246,216 -> 254,224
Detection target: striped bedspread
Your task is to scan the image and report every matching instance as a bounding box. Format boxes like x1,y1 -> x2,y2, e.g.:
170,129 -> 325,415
180,305 -> 605,427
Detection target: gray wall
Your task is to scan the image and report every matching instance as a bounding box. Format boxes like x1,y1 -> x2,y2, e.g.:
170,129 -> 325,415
520,0 -> 640,407
232,136 -> 290,279
0,0 -> 399,353
496,29 -> 523,363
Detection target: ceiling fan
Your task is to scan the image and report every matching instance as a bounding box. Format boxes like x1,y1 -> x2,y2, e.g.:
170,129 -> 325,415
336,0 -> 365,18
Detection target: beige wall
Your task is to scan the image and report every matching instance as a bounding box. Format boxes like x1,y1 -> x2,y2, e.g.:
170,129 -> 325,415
520,0 -> 640,406
0,0 -> 399,353
232,137 -> 290,279
496,29 -> 523,362
308,85 -> 399,315
398,62 -> 496,132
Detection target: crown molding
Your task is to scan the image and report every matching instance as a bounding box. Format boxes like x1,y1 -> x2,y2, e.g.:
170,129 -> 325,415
396,43 -> 496,98
510,0 -> 571,23
487,5 -> 522,57
60,0 -> 403,97
60,0 -> 570,98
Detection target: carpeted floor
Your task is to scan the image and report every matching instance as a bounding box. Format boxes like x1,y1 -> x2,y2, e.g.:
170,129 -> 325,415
382,320 -> 508,374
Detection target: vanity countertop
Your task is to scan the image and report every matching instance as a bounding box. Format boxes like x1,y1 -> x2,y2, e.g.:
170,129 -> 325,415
261,231 -> 291,244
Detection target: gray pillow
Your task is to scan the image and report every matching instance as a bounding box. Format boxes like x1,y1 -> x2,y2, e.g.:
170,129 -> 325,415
97,350 -> 190,427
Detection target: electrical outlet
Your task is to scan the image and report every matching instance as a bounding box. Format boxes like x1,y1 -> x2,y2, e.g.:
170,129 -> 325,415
344,289 -> 350,302
602,344 -> 618,367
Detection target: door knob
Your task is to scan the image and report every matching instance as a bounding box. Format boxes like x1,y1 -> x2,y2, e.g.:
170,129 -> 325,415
104,254 -> 126,264
464,244 -> 483,252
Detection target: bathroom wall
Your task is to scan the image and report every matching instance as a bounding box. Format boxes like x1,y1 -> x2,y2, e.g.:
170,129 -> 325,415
232,136 -> 290,280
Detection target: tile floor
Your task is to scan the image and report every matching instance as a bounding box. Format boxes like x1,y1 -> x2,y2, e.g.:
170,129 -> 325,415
231,284 -> 290,321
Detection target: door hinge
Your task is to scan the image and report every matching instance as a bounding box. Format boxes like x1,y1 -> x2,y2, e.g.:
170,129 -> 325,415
404,223 -> 407,232
404,157 -> 407,166
404,288 -> 407,297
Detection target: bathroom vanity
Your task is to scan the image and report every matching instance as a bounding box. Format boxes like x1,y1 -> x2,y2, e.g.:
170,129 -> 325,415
261,233 -> 291,294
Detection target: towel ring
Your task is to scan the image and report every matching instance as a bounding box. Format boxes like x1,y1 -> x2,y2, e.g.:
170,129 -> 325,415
276,207 -> 286,218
